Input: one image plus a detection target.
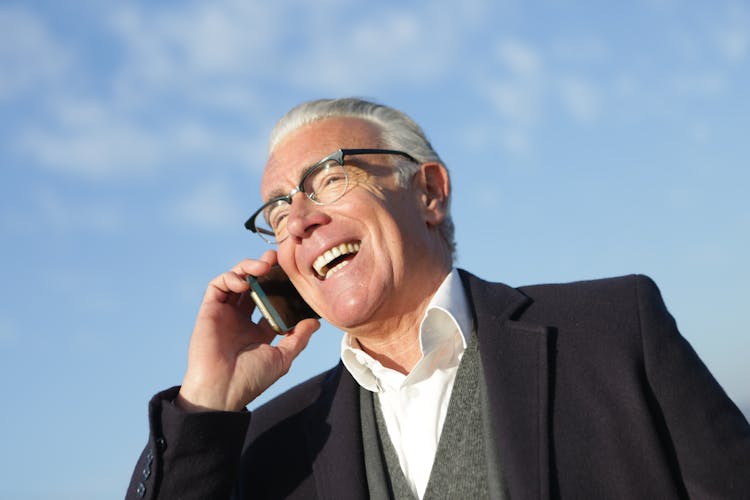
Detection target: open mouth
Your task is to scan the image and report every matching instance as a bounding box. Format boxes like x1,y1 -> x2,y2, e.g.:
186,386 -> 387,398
313,242 -> 361,279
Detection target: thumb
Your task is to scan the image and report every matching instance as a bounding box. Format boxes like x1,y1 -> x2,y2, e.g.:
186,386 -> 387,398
274,318 -> 320,372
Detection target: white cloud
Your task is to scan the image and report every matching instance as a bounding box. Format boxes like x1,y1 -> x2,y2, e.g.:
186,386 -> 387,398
8,0 -> 509,182
12,1 -> 474,181
0,186 -> 122,235
0,5 -> 73,100
473,38 -> 546,155
7,2 -> 279,181
481,79 -> 540,125
107,0 -> 469,95
16,92 -> 266,180
37,189 -> 122,234
495,39 -> 542,77
715,3 -> 749,64
550,36 -> 610,65
286,7 -> 461,92
18,99 -> 163,179
500,127 -> 532,157
109,2 -> 281,85
558,76 -> 601,123
477,37 -> 611,153
481,39 -> 544,126
669,72 -> 728,97
717,28 -> 748,63
166,179 -> 244,230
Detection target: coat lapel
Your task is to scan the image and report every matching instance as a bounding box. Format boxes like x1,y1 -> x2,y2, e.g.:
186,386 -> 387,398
460,269 -> 553,500
304,363 -> 369,499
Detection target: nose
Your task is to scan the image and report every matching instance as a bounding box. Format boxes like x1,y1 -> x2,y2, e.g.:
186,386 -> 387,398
285,192 -> 331,240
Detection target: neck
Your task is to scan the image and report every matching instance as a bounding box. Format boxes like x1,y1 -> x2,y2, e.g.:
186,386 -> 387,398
347,266 -> 451,374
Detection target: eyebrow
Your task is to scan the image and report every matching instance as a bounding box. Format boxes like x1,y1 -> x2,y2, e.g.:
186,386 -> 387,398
263,162 -> 315,202
265,187 -> 291,202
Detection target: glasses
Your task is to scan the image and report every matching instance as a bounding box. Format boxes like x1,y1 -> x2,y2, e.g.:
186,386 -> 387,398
245,148 -> 418,244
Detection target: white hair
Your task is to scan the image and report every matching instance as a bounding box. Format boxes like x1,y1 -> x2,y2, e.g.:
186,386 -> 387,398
268,98 -> 456,259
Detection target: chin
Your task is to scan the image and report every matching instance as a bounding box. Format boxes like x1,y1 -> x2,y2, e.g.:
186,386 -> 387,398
322,294 -> 381,330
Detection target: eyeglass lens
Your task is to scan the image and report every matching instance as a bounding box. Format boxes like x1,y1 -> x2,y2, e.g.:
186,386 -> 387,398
255,159 -> 348,242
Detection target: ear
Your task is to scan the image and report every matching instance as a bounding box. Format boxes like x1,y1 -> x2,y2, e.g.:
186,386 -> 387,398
415,162 -> 450,226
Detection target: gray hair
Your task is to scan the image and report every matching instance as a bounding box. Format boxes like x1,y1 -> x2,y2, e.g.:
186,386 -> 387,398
269,98 -> 456,260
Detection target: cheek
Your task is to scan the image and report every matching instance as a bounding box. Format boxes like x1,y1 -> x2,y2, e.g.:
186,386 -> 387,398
276,245 -> 301,280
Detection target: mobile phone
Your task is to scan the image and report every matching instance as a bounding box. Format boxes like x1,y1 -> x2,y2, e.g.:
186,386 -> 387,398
246,265 -> 319,333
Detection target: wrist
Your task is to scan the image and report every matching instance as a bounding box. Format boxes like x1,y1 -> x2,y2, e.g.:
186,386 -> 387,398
175,387 -> 243,413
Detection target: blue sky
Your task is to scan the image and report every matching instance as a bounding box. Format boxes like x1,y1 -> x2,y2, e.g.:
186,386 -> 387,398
1,0 -> 748,498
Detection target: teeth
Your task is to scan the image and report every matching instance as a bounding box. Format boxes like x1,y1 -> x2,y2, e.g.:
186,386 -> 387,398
313,242 -> 360,278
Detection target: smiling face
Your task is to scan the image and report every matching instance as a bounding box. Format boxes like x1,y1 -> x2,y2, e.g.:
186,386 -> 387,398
260,117 -> 452,338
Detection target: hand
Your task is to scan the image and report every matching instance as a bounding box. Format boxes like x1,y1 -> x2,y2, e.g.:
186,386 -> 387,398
176,250 -> 320,412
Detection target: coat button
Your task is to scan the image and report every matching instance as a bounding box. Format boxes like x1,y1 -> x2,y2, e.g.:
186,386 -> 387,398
142,466 -> 151,480
136,482 -> 146,497
156,437 -> 167,451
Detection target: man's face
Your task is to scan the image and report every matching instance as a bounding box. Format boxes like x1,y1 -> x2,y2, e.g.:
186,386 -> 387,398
260,117 -> 448,334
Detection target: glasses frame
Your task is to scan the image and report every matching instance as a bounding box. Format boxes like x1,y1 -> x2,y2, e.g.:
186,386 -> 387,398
245,148 -> 418,244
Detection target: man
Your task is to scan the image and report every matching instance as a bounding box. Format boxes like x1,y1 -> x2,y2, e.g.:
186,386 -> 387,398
127,98 -> 750,499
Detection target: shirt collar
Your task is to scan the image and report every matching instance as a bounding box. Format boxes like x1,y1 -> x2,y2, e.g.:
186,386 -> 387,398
340,269 -> 474,392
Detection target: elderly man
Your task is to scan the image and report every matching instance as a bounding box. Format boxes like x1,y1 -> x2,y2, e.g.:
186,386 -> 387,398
127,98 -> 750,499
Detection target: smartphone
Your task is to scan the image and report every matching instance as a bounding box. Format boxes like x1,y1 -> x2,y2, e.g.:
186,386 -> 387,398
246,265 -> 319,333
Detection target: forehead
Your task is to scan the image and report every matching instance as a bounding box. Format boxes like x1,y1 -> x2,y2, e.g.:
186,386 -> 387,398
260,117 -> 383,199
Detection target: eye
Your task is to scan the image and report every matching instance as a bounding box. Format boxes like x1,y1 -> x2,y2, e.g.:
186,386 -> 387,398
318,170 -> 345,189
306,161 -> 347,203
265,201 -> 290,230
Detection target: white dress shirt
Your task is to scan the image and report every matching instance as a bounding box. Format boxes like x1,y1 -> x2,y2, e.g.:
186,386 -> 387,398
340,269 -> 474,499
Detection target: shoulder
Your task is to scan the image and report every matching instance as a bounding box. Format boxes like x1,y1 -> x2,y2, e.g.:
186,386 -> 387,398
518,274 -> 665,329
518,273 -> 655,297
460,269 -> 662,317
517,274 -> 669,326
462,270 -> 670,349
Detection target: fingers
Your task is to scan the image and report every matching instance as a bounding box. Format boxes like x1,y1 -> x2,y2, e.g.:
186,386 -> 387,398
204,252 -> 279,304
230,250 -> 278,278
274,318 -> 320,373
204,270 -> 251,304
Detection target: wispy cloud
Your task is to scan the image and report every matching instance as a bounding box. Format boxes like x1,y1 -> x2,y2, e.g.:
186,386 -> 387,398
18,98 -> 163,179
558,76 -> 601,123
0,186 -> 124,235
8,2 -> 279,181
284,4 -> 473,93
481,39 -> 544,125
715,2 -> 749,64
668,72 -> 728,98
6,0 -> 748,181
17,91 -> 265,180
9,0 -> 479,182
165,179 -> 245,230
0,5 -> 73,101
496,39 -> 542,78
109,2 -> 281,87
